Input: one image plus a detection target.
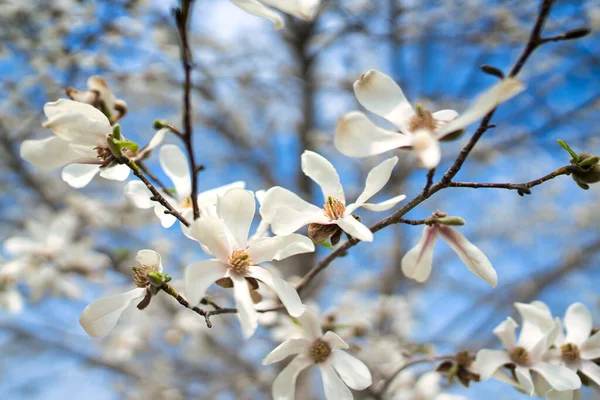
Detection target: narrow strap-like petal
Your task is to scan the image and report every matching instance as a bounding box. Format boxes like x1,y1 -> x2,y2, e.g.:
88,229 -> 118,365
231,273 -> 259,338
271,206 -> 328,236
99,164 -> 130,181
532,362 -> 581,392
318,362 -> 353,400
401,225 -> 439,282
184,259 -> 227,306
330,350 -> 372,390
493,317 -> 518,350
217,188 -> 255,249
20,137 -> 82,170
322,331 -> 349,350
514,365 -> 535,395
189,217 -> 236,262
247,234 -> 315,264
159,144 -> 192,199
298,308 -> 323,340
301,150 -> 345,204
248,266 -> 304,317
125,181 -> 154,209
61,163 -> 100,188
345,156 -> 398,214
580,360 -> 600,386
564,302 -> 593,346
272,354 -> 314,400
360,195 -> 406,212
336,215 -> 373,242
262,339 -> 310,365
475,349 -> 511,380
260,186 -> 323,223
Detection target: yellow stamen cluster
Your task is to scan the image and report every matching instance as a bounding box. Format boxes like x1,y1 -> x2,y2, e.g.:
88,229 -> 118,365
132,264 -> 160,288
561,343 -> 581,362
229,250 -> 252,274
309,339 -> 332,363
323,197 -> 345,220
509,346 -> 531,366
409,105 -> 437,132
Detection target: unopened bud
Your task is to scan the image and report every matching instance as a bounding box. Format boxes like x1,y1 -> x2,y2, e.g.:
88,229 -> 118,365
480,65 -> 505,79
433,216 -> 466,226
563,27 -> 591,40
154,119 -> 167,129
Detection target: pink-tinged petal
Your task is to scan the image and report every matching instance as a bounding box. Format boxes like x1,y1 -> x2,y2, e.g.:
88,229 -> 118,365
87,76 -> 116,112
330,350 -> 372,390
475,349 -> 511,380
159,144 -> 191,198
189,218 -> 235,262
184,259 -> 228,305
79,287 -> 146,338
515,301 -> 555,349
298,308 -> 323,340
301,151 -> 345,204
336,215 -> 373,242
196,181 -> 246,208
124,181 -> 154,209
346,156 -> 398,214
20,137 -> 83,170
247,234 -> 315,264
532,362 -> 581,392
515,366 -> 535,395
493,317 -> 518,350
99,164 -> 130,181
438,226 -> 497,287
436,78 -> 525,138
153,202 -> 178,228
261,0 -> 320,20
432,109 -> 459,124
335,111 -> 412,158
401,225 -> 439,283
61,163 -> 100,188
412,129 -> 441,169
353,69 -> 415,131
260,186 -> 323,223
581,329 -> 600,360
262,339 -> 310,365
360,195 -> 406,212
272,354 -> 314,400
564,303 -> 593,346
231,0 -> 285,30
231,273 -> 259,338
322,331 -> 349,350
318,362 -> 353,400
43,99 -> 110,145
248,266 -> 304,317
580,360 -> 600,386
217,188 -> 255,249
271,206 -> 329,236
135,249 -> 163,272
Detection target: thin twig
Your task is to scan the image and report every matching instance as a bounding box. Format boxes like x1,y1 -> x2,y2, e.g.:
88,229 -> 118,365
424,168 -> 436,194
137,160 -> 172,194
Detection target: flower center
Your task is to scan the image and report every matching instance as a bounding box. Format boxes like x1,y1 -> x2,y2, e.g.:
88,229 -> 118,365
561,343 -> 581,362
179,196 -> 192,208
228,250 -> 252,274
132,264 -> 160,288
95,146 -> 116,168
309,339 -> 332,363
408,105 -> 437,132
323,196 -> 345,220
455,350 -> 473,368
509,346 -> 531,366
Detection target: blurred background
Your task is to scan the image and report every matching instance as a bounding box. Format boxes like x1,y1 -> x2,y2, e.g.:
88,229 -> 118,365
1,0 -> 599,399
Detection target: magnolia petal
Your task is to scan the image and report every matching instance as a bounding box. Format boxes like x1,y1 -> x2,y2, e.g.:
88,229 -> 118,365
160,145 -> 191,198
546,390 -> 576,400
262,338 -> 311,365
353,69 -> 415,131
61,163 -> 100,188
475,349 -> 511,380
360,195 -> 406,212
184,259 -> 227,305
330,350 -> 372,390
87,76 -> 116,112
493,317 -> 518,350
124,181 -> 154,209
318,362 -> 353,400
515,366 -> 535,395
564,302 -> 593,346
298,308 -> 323,340
532,362 -> 581,392
247,234 -> 315,264
189,218 -> 235,262
217,188 -> 255,249
580,360 -> 600,386
153,202 -> 178,228
261,0 -> 320,20
432,109 -> 459,124
248,266 -> 304,317
135,249 -> 163,272
336,215 -> 373,242
335,111 -> 412,158
401,225 -> 439,283
438,226 -> 498,287
345,156 -> 398,213
79,287 -> 146,338
301,151 -> 345,204
3,237 -> 38,256
412,129 -> 441,169
99,164 -> 130,181
515,301 -> 555,349
437,78 -> 525,138
20,137 -> 83,170
271,206 -> 328,236
581,330 -> 600,360
231,0 -> 285,30
231,273 -> 259,338
322,331 -> 349,350
197,181 -> 246,207
143,128 -> 167,153
272,354 -> 314,400
260,186 -> 323,223
43,99 -> 111,145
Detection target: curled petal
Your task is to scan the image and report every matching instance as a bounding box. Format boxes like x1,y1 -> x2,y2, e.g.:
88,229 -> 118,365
43,99 -> 111,145
217,188 -> 255,249
262,338 -> 310,365
260,186 -> 323,223
135,249 -> 163,272
61,163 -> 100,188
248,266 -> 304,317
231,0 -> 285,30
301,151 -> 345,204
231,273 -> 259,338
493,317 -> 518,350
20,137 -> 83,170
322,331 -> 349,350
475,349 -> 511,380
271,206 -> 328,236
361,195 -> 406,212
247,234 -> 315,264
336,215 -> 373,242
564,302 -> 593,346
515,301 -> 556,349
318,362 -> 353,400
346,156 -> 398,214
160,145 -> 191,198
272,354 -> 314,400
330,350 -> 372,390
401,225 -> 439,282
184,259 -> 227,305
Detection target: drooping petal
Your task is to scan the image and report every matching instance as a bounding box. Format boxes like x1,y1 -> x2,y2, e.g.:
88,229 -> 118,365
87,76 -> 116,112
248,266 -> 304,317
318,362 -> 353,400
184,259 -> 228,305
493,317 -> 518,350
260,186 -> 323,223
564,302 -> 593,346
159,144 -> 191,199
196,181 -> 246,207
336,215 -> 373,242
20,137 -> 84,170
271,206 -> 329,236
345,156 -> 398,214
247,234 -> 315,264
330,350 -> 372,390
99,164 -> 130,181
61,163 -> 100,188
135,249 -> 163,272
580,330 -> 600,360
261,0 -> 320,20
360,195 -> 406,212
231,0 -> 285,30
124,181 -> 154,209
514,366 -> 535,395
217,188 -> 255,249
322,331 -> 349,350
189,217 -> 235,262
580,360 -> 600,386
335,112 -> 413,158
79,287 -> 146,338
43,99 -> 111,146
401,225 -> 439,283
412,129 -> 441,169
438,226 -> 497,287
436,78 -> 525,138
301,151 -> 345,204
475,349 -> 511,380
272,354 -> 314,400
353,69 -> 415,131
153,202 -> 178,228
262,339 -> 310,365
298,308 -> 323,340
532,362 -> 581,392
231,273 -> 259,338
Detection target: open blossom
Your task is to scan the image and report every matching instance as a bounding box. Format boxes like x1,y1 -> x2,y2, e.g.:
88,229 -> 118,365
185,188 -> 314,338
401,215 -> 497,287
262,308 -> 372,400
335,69 -> 525,169
475,302 -> 581,396
79,249 -> 168,338
20,99 -> 130,188
125,144 -> 245,228
66,75 -> 127,124
260,150 -> 406,243
231,0 -> 320,30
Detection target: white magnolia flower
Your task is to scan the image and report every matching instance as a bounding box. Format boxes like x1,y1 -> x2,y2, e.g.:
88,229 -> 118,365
20,99 -> 130,188
335,69 -> 525,169
125,144 -> 245,228
79,249 -> 165,338
475,302 -> 581,395
231,0 -> 320,30
401,219 -> 497,287
66,75 -> 127,123
387,370 -> 467,400
260,151 -> 406,243
262,308 -> 372,400
185,188 -> 314,338
0,261 -> 24,313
